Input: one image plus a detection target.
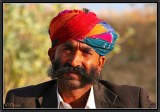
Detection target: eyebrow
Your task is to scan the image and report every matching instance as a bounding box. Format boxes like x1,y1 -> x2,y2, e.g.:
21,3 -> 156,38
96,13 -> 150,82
62,42 -> 94,52
62,42 -> 74,48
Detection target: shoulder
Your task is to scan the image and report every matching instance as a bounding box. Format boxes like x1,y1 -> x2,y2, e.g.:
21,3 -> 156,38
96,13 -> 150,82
99,80 -> 141,94
6,79 -> 57,98
99,80 -> 156,108
5,79 -> 57,108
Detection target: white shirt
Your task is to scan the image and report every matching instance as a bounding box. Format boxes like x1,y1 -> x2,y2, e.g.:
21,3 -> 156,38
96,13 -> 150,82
56,86 -> 96,109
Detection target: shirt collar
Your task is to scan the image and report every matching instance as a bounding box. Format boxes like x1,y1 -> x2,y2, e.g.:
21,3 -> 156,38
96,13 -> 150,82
85,86 -> 96,109
56,85 -> 96,109
56,85 -> 65,108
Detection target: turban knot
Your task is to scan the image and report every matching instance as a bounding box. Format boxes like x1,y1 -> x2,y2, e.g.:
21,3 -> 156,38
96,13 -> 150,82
49,9 -> 118,56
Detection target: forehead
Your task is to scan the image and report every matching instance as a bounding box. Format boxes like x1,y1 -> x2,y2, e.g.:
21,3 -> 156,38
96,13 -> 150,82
58,39 -> 93,50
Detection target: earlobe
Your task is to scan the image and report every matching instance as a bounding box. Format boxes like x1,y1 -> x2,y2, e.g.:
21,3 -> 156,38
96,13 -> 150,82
48,48 -> 55,61
98,56 -> 106,71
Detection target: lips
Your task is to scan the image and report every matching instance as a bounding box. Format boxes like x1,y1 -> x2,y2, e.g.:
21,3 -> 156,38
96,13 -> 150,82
64,72 -> 81,80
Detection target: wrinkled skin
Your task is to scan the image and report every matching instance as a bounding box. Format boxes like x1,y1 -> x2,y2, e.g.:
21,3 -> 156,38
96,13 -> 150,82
48,39 -> 106,91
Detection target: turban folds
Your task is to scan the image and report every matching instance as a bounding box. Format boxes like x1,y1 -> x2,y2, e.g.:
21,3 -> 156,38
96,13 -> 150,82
49,9 -> 118,56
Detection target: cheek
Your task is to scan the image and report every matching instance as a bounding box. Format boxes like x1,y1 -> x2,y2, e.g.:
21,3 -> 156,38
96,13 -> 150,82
83,57 -> 99,72
54,51 -> 69,65
85,54 -> 99,65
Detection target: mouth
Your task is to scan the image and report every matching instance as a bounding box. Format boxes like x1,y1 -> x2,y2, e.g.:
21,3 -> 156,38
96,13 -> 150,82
64,72 -> 81,80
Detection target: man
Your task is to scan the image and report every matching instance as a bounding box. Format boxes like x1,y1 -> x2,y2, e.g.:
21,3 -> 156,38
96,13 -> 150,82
4,9 -> 155,108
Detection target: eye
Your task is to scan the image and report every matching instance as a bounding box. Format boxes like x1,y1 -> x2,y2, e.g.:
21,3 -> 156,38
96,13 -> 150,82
63,47 -> 70,50
83,50 -> 93,55
62,47 -> 72,53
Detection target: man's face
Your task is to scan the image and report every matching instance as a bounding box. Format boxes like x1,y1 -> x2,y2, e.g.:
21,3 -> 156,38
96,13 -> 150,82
48,39 -> 106,90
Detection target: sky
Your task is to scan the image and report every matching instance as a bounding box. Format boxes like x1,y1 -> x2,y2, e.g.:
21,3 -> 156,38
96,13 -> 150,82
11,3 -> 156,13
78,3 -> 147,13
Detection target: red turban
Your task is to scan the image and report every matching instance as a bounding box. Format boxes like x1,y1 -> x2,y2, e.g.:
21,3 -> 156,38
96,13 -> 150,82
49,9 -> 118,56
49,9 -> 101,48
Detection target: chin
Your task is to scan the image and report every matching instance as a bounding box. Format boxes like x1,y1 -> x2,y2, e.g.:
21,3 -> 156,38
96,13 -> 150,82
65,79 -> 82,89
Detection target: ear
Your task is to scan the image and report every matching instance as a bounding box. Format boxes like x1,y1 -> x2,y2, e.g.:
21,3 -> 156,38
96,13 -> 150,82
48,48 -> 55,62
98,56 -> 106,72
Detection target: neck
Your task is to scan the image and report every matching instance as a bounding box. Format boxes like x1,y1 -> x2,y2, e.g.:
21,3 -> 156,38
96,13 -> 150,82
58,84 -> 92,108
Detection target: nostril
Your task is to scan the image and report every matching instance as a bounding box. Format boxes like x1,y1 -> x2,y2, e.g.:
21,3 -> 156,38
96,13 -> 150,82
76,65 -> 81,70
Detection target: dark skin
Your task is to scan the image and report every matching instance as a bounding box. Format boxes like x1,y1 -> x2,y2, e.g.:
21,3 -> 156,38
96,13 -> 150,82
48,39 -> 106,108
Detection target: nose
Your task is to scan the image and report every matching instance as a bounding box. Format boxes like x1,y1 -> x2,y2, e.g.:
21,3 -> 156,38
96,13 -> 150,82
68,50 -> 83,67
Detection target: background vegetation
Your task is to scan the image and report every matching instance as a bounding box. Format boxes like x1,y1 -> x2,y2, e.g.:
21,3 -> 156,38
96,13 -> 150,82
3,3 -> 157,104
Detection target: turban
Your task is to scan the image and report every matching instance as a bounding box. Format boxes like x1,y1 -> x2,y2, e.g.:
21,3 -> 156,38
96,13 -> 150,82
49,9 -> 118,56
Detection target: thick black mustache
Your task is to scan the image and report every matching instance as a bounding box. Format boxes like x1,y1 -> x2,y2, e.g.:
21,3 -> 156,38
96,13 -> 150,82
55,63 -> 86,76
54,63 -> 93,82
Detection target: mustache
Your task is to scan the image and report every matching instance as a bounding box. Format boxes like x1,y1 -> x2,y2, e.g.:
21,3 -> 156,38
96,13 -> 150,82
54,63 -> 93,82
48,58 -> 101,84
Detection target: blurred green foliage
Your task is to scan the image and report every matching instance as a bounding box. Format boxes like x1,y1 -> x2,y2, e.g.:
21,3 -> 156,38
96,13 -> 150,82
3,3 -> 79,102
4,4 -> 54,100
3,3 -> 156,103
